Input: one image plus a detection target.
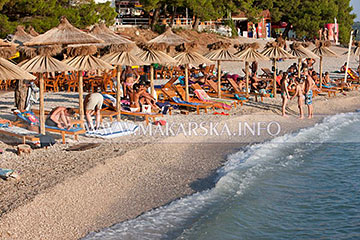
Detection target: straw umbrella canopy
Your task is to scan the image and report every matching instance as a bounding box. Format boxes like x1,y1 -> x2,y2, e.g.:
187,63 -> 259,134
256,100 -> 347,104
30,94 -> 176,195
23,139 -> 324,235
0,40 -> 35,81
148,28 -> 190,46
101,50 -> 148,119
174,46 -> 214,101
11,26 -> 33,46
235,43 -> 269,95
27,26 -> 40,37
24,16 -> 103,47
89,23 -> 134,49
204,41 -> 241,98
261,42 -> 295,96
64,45 -> 114,125
312,40 -> 338,88
136,43 -> 177,96
289,42 -> 319,79
20,54 -> 75,135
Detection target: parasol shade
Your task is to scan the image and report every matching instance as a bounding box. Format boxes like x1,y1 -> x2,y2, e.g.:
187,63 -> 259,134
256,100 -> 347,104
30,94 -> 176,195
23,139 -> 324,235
25,16 -> 103,46
64,55 -> 114,71
148,28 -> 190,46
101,51 -> 148,66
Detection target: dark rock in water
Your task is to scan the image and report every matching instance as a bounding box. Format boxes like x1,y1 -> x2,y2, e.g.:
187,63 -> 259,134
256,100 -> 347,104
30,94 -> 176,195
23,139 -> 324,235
66,143 -> 101,152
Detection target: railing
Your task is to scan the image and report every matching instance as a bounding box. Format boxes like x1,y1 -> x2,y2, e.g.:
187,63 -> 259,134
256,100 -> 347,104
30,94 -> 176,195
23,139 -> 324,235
114,17 -> 224,27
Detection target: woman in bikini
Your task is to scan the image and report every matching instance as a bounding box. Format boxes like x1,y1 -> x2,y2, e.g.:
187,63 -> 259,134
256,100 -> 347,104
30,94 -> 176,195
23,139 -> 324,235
280,72 -> 290,117
290,78 -> 305,119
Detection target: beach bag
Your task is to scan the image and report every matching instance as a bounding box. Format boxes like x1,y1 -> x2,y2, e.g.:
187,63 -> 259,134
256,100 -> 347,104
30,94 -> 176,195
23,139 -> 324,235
142,105 -> 152,113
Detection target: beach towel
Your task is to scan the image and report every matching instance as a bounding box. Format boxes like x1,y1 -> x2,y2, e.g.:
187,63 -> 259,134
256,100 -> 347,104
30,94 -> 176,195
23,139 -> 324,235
194,90 -> 232,110
85,121 -> 138,139
172,97 -> 200,106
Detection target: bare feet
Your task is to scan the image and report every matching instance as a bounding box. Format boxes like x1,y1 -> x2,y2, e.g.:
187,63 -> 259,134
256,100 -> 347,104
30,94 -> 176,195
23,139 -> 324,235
299,116 -> 304,119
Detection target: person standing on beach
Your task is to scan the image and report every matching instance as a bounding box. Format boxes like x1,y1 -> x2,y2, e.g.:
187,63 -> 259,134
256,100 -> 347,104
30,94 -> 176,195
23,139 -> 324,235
84,92 -> 103,130
290,78 -> 305,119
280,72 -> 290,117
304,69 -> 314,119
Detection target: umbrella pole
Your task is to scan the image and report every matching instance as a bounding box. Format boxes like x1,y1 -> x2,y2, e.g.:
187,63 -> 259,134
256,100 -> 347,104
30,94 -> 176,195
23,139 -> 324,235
298,58 -> 301,79
116,65 -> 122,121
185,64 -> 189,102
319,56 -> 323,89
150,65 -> 155,97
39,73 -> 46,135
273,59 -> 277,97
79,71 -> 85,128
245,61 -> 249,96
217,60 -> 221,98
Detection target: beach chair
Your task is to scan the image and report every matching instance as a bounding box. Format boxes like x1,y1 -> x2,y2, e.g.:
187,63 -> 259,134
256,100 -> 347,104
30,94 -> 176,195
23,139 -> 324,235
191,83 -> 236,110
101,94 -> 163,125
205,79 -> 248,106
174,85 -> 223,108
163,77 -> 179,89
0,118 -> 40,145
161,87 -> 214,114
227,78 -> 269,102
14,110 -> 85,144
260,68 -> 273,78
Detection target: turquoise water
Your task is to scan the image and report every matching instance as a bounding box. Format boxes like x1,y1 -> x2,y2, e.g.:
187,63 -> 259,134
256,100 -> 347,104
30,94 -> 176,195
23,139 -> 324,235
85,112 -> 360,240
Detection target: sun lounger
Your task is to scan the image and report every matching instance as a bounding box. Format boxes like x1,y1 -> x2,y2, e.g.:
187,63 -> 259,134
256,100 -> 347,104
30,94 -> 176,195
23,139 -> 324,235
205,79 -> 248,106
260,68 -> 273,78
227,78 -> 270,102
0,119 -> 40,145
191,83 -> 236,110
15,110 -> 85,144
174,85 -> 223,109
161,87 -> 214,114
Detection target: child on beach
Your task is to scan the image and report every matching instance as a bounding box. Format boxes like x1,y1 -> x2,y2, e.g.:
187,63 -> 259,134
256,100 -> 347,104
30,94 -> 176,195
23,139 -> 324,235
280,72 -> 290,117
290,78 -> 305,119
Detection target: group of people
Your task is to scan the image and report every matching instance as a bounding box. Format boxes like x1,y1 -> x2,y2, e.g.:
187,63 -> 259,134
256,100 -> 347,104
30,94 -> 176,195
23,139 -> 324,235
280,68 -> 315,119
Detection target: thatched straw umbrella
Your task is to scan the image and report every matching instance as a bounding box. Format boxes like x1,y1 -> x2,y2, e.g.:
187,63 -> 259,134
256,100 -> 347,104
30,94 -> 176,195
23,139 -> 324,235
27,26 -> 40,37
90,23 -> 136,120
149,28 -> 190,46
312,40 -> 338,88
25,16 -> 103,47
174,43 -> 213,101
0,40 -> 35,81
289,42 -> 319,79
261,42 -> 295,96
90,23 -> 134,49
235,43 -> 269,95
204,41 -> 241,98
136,43 -> 176,96
20,53 -> 75,135
64,45 -> 114,125
101,47 -> 148,120
11,26 -> 33,46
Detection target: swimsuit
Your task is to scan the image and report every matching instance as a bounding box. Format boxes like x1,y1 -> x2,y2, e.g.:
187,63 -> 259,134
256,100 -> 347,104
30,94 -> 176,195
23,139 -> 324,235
305,90 -> 313,105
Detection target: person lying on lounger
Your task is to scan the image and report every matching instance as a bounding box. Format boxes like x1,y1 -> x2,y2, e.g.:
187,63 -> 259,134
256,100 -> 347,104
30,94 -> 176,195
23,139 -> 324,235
45,107 -> 75,129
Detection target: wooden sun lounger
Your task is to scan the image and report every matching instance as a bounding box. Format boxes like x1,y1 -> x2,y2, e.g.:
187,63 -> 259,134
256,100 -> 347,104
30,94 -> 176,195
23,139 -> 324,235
227,78 -> 269,102
120,110 -> 163,125
174,85 -> 218,107
205,80 -> 248,106
260,68 -> 273,78
30,109 -> 86,144
161,87 -> 214,114
0,126 -> 40,145
191,83 -> 237,108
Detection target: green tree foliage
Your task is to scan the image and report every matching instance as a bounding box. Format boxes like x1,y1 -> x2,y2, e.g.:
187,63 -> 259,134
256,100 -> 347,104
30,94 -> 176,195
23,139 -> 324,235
0,0 -> 117,38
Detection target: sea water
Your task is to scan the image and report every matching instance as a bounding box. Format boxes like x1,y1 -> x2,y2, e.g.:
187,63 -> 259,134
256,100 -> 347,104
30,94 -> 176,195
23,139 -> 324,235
85,112 -> 360,240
